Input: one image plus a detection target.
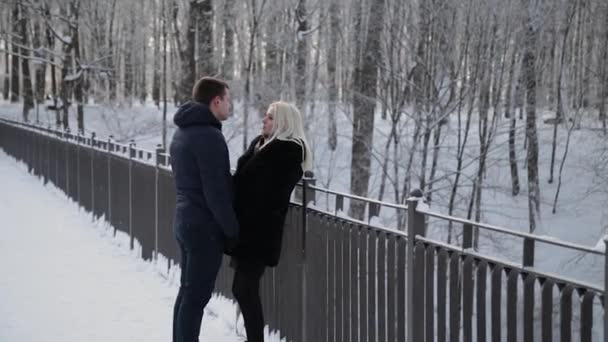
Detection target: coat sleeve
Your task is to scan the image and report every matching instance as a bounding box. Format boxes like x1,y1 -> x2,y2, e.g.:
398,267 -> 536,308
192,130 -> 239,239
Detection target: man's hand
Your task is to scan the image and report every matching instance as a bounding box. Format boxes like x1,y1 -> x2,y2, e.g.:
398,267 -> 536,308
223,236 -> 238,255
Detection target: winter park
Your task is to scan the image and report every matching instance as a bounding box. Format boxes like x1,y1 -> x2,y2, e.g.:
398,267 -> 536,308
1,0 -> 608,341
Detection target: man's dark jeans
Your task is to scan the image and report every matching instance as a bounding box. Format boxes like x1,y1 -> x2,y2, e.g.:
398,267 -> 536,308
173,236 -> 223,342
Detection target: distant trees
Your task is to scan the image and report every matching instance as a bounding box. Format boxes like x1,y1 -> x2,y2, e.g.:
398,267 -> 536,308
1,0 -> 607,229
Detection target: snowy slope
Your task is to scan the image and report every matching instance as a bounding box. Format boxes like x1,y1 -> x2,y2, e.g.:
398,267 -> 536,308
0,149 -> 283,342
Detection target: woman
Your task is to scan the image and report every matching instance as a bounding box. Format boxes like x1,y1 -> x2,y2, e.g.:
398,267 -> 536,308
230,101 -> 313,342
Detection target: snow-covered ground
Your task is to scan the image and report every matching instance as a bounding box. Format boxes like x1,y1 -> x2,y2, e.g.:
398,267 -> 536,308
0,149 -> 283,342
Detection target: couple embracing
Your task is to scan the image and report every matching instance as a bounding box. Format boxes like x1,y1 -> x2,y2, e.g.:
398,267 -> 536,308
169,77 -> 313,342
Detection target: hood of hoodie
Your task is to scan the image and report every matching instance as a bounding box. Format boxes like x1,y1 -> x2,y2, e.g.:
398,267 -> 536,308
173,101 -> 222,130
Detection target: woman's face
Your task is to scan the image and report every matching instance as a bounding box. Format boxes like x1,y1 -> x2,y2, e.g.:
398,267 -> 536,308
262,109 -> 275,138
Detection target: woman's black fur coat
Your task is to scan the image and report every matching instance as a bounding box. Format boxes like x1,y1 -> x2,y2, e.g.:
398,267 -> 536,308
230,135 -> 304,267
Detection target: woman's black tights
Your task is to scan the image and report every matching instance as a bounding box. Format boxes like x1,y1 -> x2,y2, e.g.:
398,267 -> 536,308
232,258 -> 266,342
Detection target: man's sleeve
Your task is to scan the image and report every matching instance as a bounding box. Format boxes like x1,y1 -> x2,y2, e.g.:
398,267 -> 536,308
193,131 -> 239,239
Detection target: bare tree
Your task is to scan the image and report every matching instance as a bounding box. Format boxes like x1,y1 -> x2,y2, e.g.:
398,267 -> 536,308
505,40 -> 521,196
242,0 -> 267,151
195,0 -> 214,77
162,0 -> 168,149
326,0 -> 339,150
549,1 -> 575,183
599,2 -> 608,133
349,0 -> 385,220
294,0 -> 308,111
32,13 -> 46,108
70,1 -> 84,132
222,0 -> 235,79
2,45 -> 8,101
521,0 -> 541,232
107,0 -> 118,101
139,0 -> 148,104
10,3 -> 20,103
1,5 -> 8,100
19,1 -> 34,122
152,0 -> 161,106
43,2 -> 60,126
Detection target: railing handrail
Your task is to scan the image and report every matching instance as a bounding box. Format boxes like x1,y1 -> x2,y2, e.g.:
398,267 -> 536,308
308,184 -> 409,211
417,203 -> 604,256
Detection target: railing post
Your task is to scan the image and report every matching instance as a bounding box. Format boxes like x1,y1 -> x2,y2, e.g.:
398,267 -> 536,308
523,238 -> 535,267
129,140 -> 136,250
300,172 -> 316,342
107,135 -> 113,234
64,128 -> 70,195
463,223 -> 473,250
335,194 -> 344,215
129,139 -> 136,158
76,130 -> 81,204
154,144 -> 165,262
407,188 -> 425,342
90,132 -> 96,218
368,202 -> 380,224
602,237 -> 608,342
304,170 -> 316,206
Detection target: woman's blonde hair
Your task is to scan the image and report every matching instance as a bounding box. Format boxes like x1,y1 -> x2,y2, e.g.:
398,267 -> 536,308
261,101 -> 313,172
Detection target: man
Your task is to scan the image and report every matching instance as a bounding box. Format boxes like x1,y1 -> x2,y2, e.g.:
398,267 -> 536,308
169,77 -> 239,342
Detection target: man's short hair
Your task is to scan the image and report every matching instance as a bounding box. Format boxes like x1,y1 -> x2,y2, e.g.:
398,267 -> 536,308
192,77 -> 229,105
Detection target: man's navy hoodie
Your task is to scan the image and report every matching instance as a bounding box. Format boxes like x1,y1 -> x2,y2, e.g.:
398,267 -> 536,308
169,101 -> 239,249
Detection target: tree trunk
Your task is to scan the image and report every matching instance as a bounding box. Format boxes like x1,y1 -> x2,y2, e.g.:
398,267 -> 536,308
446,0 -> 473,243
553,118 -> 577,213
176,1 -> 196,105
60,4 -> 73,131
71,1 -> 84,133
162,0 -> 168,149
152,0 -> 161,107
32,20 -> 46,106
10,3 -> 20,103
196,0 -> 214,76
306,19 -> 323,130
223,0 -> 235,79
599,3 -> 608,131
426,123 -> 443,204
550,3 -> 574,183
326,0 -> 339,151
139,0 -> 147,104
418,121 -> 431,192
261,14 -> 281,113
581,0 -> 594,109
108,0 -> 118,101
349,0 -> 385,220
378,128 -> 395,203
243,0 -> 265,151
43,3 -> 60,127
124,15 -> 135,102
522,0 -> 541,233
505,45 -> 520,195
3,46 -> 8,100
19,2 -> 34,122
295,0 -> 308,111
471,23 -> 492,225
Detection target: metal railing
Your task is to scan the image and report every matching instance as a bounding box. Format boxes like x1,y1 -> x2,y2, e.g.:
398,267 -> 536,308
0,117 -> 605,342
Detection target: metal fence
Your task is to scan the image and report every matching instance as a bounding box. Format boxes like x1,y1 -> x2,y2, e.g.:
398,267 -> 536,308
0,117 -> 605,342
